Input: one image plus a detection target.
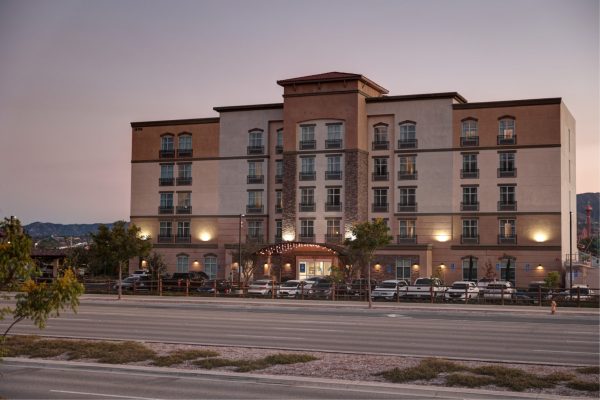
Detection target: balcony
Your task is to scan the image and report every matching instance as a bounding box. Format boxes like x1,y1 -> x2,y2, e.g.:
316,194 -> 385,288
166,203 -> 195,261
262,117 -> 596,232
372,172 -> 389,181
498,235 -> 517,245
247,175 -> 264,184
397,235 -> 417,245
325,202 -> 342,212
299,203 -> 316,212
461,202 -> 479,211
498,201 -> 517,211
246,205 -> 264,214
176,177 -> 192,185
325,171 -> 342,180
460,169 -> 479,179
159,149 -> 175,158
461,235 -> 479,244
177,148 -> 193,158
175,235 -> 191,243
325,139 -> 343,149
299,171 -> 316,181
298,234 -> 315,243
325,234 -> 343,244
372,203 -> 389,213
275,145 -> 283,154
157,235 -> 173,243
275,175 -> 283,184
397,203 -> 418,212
246,235 -> 264,244
398,171 -> 418,181
159,177 -> 174,186
497,168 -> 517,178
460,136 -> 479,147
275,205 -> 283,214
497,135 -> 517,145
158,206 -> 174,214
176,205 -> 192,214
247,145 -> 264,155
372,140 -> 389,150
397,139 -> 418,149
299,140 -> 316,150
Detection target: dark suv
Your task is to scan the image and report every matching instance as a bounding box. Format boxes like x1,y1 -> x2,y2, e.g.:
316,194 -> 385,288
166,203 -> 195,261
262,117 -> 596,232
348,279 -> 378,297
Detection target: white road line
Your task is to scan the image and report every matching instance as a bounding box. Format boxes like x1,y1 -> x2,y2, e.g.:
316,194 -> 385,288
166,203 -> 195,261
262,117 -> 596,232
566,340 -> 599,344
533,350 -> 600,355
224,334 -> 304,340
271,327 -> 342,332
49,389 -> 162,400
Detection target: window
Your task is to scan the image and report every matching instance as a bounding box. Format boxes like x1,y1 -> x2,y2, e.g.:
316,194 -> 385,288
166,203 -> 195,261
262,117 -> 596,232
275,129 -> 283,153
499,186 -> 516,210
204,256 -> 217,279
159,192 -> 174,213
326,124 -> 343,148
326,219 -> 341,241
160,135 -> 175,158
461,119 -> 478,138
500,258 -> 516,285
395,258 -> 412,280
300,220 -> 314,239
247,220 -> 263,242
247,190 -> 263,213
398,187 -> 416,211
300,188 -> 315,212
247,161 -> 263,184
398,220 -> 416,243
326,187 -> 341,211
247,129 -> 264,154
275,190 -> 282,213
398,122 -> 417,148
160,164 -> 174,185
178,134 -> 192,157
300,125 -> 316,149
275,160 -> 283,183
462,258 -> 478,281
498,152 -> 516,177
498,219 -> 516,244
275,220 -> 282,241
373,124 -> 389,150
498,117 -> 516,144
373,157 -> 388,180
326,155 -> 342,180
176,254 -> 189,273
398,155 -> 417,180
461,186 -> 478,211
177,163 -> 192,185
373,188 -> 388,212
300,157 -> 316,180
177,221 -> 190,242
461,153 -> 478,179
462,219 -> 478,243
177,192 -> 191,214
159,221 -> 172,242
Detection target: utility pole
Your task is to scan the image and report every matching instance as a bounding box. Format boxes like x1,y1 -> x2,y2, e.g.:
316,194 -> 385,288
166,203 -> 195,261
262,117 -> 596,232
238,214 -> 244,290
569,211 -> 573,290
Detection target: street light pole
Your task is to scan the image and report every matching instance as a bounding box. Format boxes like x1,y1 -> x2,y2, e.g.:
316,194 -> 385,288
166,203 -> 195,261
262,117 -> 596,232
569,210 -> 573,290
238,214 -> 244,290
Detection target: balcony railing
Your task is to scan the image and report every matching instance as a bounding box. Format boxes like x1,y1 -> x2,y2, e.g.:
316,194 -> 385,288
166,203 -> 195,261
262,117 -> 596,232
372,140 -> 389,150
246,205 -> 264,214
460,136 -> 479,147
158,206 -> 174,214
177,148 -> 193,158
298,234 -> 315,243
274,236 -> 283,243
372,203 -> 389,213
176,205 -> 192,214
157,235 -> 173,243
372,172 -> 389,181
498,235 -> 517,244
460,169 -> 479,179
275,175 -> 283,184
397,235 -> 417,245
398,171 -> 418,181
325,234 -> 343,244
159,149 -> 175,158
275,206 -> 283,214
299,171 -> 316,181
325,171 -> 342,180
175,235 -> 191,243
398,139 -> 418,149
498,201 -> 517,211
176,177 -> 192,185
299,140 -> 316,150
461,235 -> 479,244
325,202 -> 342,212
497,168 -> 517,178
461,202 -> 479,211
497,135 -> 517,145
246,235 -> 264,244
159,178 -> 174,186
247,145 -> 264,155
325,139 -> 342,149
397,203 -> 418,212
275,145 -> 283,154
299,203 -> 316,212
247,175 -> 264,184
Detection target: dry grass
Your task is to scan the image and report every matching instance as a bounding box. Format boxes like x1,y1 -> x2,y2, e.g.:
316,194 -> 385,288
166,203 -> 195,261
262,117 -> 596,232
576,366 -> 600,375
152,349 -> 220,367
567,380 -> 600,392
193,353 -> 318,372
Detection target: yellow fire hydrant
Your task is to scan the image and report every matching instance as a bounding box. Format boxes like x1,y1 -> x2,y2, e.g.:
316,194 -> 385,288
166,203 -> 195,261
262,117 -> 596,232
551,300 -> 557,315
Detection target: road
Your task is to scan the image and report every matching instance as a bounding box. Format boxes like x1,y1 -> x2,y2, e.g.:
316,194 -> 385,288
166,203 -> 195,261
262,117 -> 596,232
1,298 -> 598,365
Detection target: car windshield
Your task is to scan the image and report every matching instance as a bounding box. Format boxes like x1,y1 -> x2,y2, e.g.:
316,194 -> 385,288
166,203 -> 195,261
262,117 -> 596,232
379,282 -> 397,289
570,288 -> 589,295
452,283 -> 469,289
487,283 -> 509,289
252,280 -> 270,285
281,282 -> 299,288
416,278 -> 435,285
315,282 -> 331,288
123,277 -> 136,283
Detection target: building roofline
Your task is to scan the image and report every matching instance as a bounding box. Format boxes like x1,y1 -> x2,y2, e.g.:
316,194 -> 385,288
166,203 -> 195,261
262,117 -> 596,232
130,117 -> 219,128
366,92 -> 467,104
453,98 -> 561,109
277,72 -> 389,95
213,103 -> 283,113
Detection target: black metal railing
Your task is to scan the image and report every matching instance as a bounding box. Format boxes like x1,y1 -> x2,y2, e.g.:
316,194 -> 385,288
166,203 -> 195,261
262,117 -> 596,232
398,139 -> 418,149
176,205 -> 192,214
498,168 -> 517,178
325,139 -> 342,149
275,175 -> 283,184
177,149 -> 193,157
461,202 -> 479,211
324,234 -> 343,243
299,140 -> 316,150
158,206 -> 174,214
461,169 -> 479,179
157,235 -> 173,243
247,175 -> 264,184
275,145 -> 283,154
299,171 -> 316,181
247,145 -> 264,155
246,205 -> 264,214
497,135 -> 517,145
298,235 -> 315,243
372,203 -> 389,213
461,235 -> 479,244
325,202 -> 342,212
159,178 -> 174,186
325,171 -> 342,180
498,235 -> 517,244
372,141 -> 389,150
397,235 -> 417,244
398,172 -> 418,180
397,203 -> 417,212
299,203 -> 316,212
176,177 -> 192,185
498,201 -> 517,211
159,149 -> 175,158
460,136 -> 479,147
372,172 -> 389,181
175,235 -> 191,243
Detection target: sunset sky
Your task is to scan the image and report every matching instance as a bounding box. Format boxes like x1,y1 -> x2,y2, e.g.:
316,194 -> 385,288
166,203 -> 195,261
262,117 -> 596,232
0,0 -> 598,224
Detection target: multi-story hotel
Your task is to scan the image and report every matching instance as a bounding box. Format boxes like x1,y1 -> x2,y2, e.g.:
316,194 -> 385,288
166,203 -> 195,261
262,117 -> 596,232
130,72 -> 576,286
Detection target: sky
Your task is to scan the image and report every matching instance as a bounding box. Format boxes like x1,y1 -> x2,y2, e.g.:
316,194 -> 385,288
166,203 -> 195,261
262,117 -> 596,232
0,0 -> 598,224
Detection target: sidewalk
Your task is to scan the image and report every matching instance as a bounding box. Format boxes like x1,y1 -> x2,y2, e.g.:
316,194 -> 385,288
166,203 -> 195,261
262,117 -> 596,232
81,294 -> 600,316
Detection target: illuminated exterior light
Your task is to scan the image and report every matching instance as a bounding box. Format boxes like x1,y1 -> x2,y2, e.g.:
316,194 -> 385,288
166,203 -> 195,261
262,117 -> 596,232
536,264 -> 544,270
435,233 -> 450,242
412,264 -> 420,269
533,232 -> 548,242
199,232 -> 212,241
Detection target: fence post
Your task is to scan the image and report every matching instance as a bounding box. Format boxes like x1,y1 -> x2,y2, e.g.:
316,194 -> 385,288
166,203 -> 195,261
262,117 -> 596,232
501,286 -> 505,306
465,285 -> 469,304
214,279 -> 217,297
272,277 -> 275,300
186,279 -> 190,297
332,283 -> 336,301
538,286 -> 542,307
396,282 -> 400,303
159,277 -> 162,296
577,287 -> 581,308
430,283 -> 434,304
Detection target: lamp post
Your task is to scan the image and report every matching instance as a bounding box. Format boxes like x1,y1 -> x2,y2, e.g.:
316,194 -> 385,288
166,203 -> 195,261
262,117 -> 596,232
238,213 -> 244,290
569,210 -> 573,290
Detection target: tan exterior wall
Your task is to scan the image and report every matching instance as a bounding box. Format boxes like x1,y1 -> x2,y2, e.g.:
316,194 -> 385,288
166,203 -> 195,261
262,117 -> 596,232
560,103 -> 577,264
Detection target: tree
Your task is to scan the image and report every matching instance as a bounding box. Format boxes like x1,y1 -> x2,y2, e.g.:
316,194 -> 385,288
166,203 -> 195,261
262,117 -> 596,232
146,252 -> 167,280
0,217 -> 84,339
484,259 -> 497,280
230,242 -> 262,287
88,221 -> 151,299
544,271 -> 560,289
344,219 -> 392,309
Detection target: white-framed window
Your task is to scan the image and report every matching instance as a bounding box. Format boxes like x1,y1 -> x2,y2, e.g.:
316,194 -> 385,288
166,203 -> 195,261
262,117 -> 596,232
301,157 -> 315,173
177,221 -> 190,238
499,118 -> 515,138
374,125 -> 388,142
327,188 -> 341,205
176,254 -> 189,273
247,191 -> 262,207
177,192 -> 191,207
247,220 -> 262,239
374,188 -> 388,206
161,135 -> 174,150
275,220 -> 282,239
499,152 -> 515,172
300,125 -> 315,142
160,164 -> 174,179
159,221 -> 172,237
500,186 -> 516,204
275,160 -> 283,177
276,129 -> 283,147
178,134 -> 192,150
160,192 -> 173,207
374,158 -> 388,175
204,255 -> 217,279
499,219 -> 516,238
275,190 -> 282,210
462,154 -> 477,172
462,186 -> 478,205
462,258 -> 478,281
327,155 -> 341,172
399,188 -> 416,206
327,124 -> 342,141
399,220 -> 415,238
300,220 -> 314,237
461,119 -> 478,138
178,163 -> 191,178
500,258 -> 516,284
300,187 -> 315,205
399,122 -> 416,141
399,156 -> 416,174
248,160 -> 263,177
249,130 -> 263,147
326,219 -> 341,236
395,258 -> 412,280
462,219 -> 478,238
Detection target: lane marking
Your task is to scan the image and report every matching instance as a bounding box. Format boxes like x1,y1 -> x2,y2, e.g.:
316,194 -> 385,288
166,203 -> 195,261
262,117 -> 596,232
566,340 -> 600,344
50,390 -> 162,399
533,350 -> 600,355
272,327 -> 342,332
224,334 -> 303,340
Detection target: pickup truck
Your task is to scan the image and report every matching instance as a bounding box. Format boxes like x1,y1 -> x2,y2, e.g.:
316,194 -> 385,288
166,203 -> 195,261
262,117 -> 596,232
401,278 -> 445,299
162,271 -> 209,291
444,281 -> 479,301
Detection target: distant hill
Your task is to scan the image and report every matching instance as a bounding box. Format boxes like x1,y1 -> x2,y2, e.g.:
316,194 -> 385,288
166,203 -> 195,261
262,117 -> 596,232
577,192 -> 599,226
24,222 -> 116,238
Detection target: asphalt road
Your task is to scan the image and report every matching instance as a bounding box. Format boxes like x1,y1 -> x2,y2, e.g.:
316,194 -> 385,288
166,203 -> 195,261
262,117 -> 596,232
1,299 -> 598,365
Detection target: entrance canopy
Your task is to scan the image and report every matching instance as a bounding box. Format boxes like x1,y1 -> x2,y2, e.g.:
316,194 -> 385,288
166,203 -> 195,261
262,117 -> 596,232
256,241 -> 345,256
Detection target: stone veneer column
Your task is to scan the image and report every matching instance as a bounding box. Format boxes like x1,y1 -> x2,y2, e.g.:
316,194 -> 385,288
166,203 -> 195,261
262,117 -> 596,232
282,153 -> 297,240
344,149 -> 369,232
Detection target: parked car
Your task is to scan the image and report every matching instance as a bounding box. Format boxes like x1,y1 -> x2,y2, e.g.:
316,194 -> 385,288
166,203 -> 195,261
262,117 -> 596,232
444,281 -> 479,302
162,271 -> 209,291
554,285 -> 596,301
477,278 -> 496,289
197,279 -> 232,294
302,276 -> 330,290
278,280 -> 304,298
131,269 -> 149,277
307,281 -> 334,299
482,281 -> 515,300
402,277 -> 446,299
113,275 -> 151,291
514,281 -> 553,304
371,280 -> 409,301
348,279 -> 378,297
247,279 -> 278,297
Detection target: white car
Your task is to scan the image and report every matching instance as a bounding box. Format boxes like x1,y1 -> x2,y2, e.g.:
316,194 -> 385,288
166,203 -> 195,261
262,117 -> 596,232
247,279 -> 278,297
483,281 -> 515,299
278,280 -> 303,298
371,280 -> 409,301
445,281 -> 479,301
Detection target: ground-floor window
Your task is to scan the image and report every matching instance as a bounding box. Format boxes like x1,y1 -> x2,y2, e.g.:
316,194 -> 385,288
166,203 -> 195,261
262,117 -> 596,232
204,255 -> 217,279
500,258 -> 516,285
298,260 -> 332,280
176,254 -> 189,273
462,258 -> 478,281
395,258 -> 412,280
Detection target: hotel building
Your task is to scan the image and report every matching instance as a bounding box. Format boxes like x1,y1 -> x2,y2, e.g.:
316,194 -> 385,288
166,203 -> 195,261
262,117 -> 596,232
130,72 -> 576,286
